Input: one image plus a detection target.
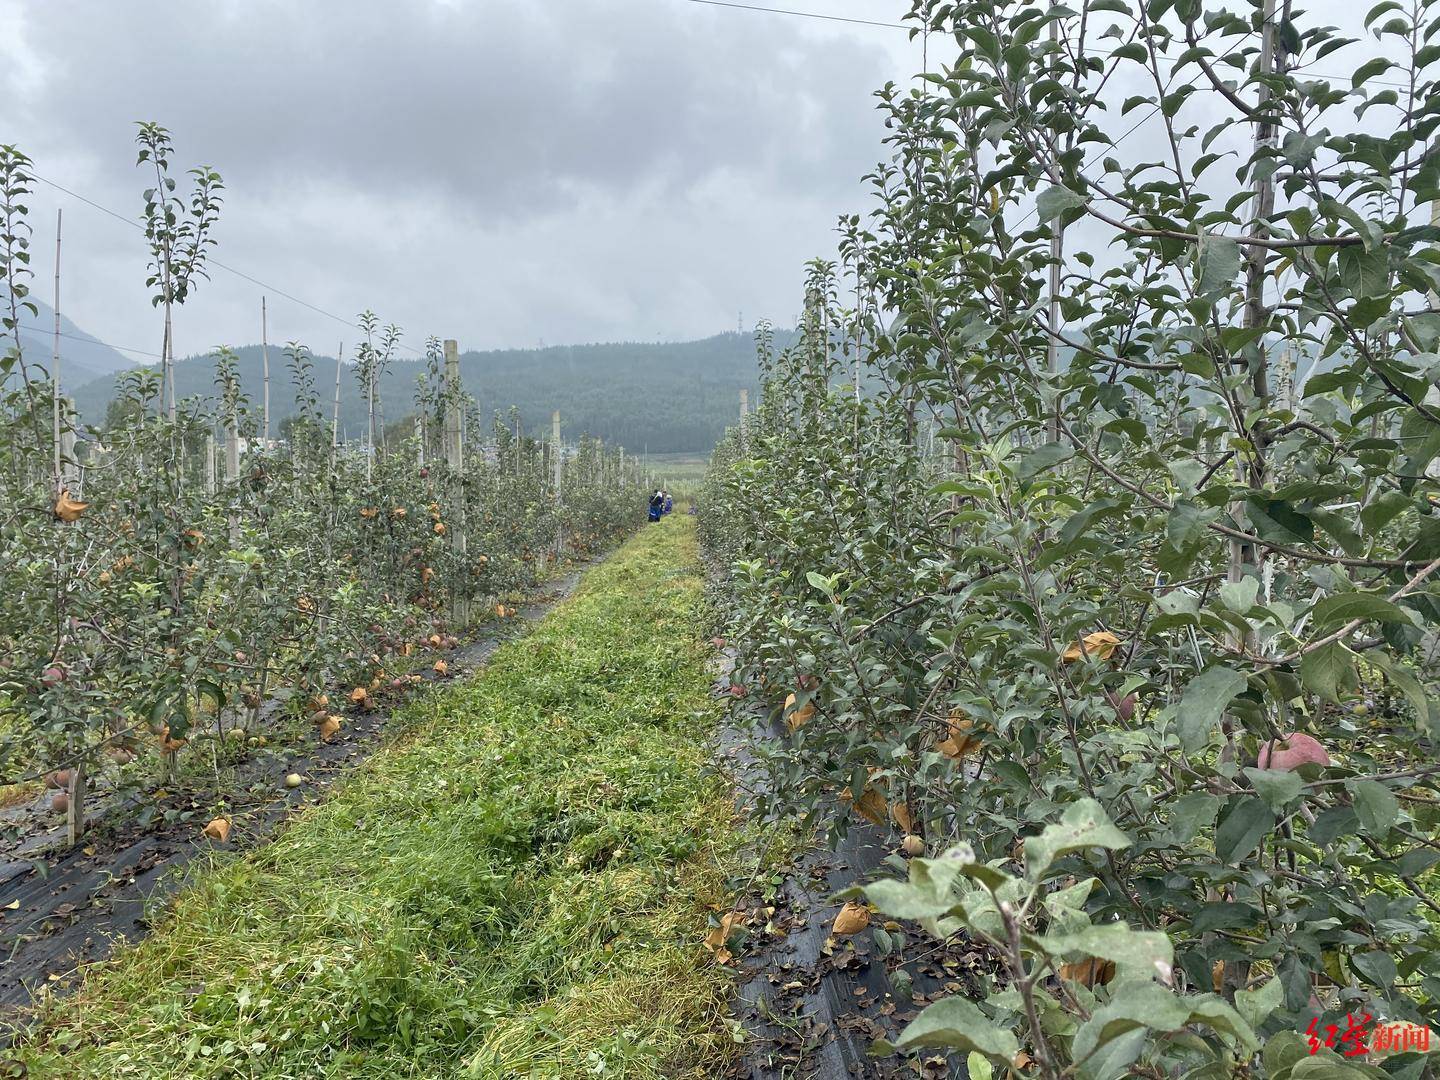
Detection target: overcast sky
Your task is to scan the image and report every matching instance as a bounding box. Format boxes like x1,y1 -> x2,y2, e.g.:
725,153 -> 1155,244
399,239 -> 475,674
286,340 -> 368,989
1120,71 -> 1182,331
0,0 -> 928,363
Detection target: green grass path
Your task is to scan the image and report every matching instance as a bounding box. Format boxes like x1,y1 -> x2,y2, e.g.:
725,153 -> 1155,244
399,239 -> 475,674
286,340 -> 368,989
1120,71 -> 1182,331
16,517 -> 745,1079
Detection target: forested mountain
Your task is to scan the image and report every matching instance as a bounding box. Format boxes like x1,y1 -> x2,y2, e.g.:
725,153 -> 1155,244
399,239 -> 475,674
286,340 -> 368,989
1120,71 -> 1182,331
14,298 -> 137,386
67,330 -> 789,453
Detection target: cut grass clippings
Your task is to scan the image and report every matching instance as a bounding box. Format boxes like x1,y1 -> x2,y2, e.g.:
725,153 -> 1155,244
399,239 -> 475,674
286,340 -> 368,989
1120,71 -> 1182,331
12,517 -> 749,1079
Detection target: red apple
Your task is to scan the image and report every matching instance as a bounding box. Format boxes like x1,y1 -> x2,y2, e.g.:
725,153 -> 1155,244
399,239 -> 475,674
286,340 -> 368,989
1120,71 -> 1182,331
728,684 -> 747,698
1107,692 -> 1137,722
1257,732 -> 1330,772
40,666 -> 65,688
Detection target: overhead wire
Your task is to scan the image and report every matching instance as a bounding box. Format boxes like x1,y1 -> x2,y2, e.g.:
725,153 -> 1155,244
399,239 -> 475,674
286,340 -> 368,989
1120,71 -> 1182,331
674,1 -> 1276,230
28,171 -> 425,359
675,0 -> 1412,87
16,1 -> 1415,372
13,322 -> 353,366
16,323 -> 165,360
677,0 -> 906,29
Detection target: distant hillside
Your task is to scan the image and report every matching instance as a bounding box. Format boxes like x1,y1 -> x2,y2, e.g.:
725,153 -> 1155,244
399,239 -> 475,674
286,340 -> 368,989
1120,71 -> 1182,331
13,299 -> 137,386
68,331 -> 789,453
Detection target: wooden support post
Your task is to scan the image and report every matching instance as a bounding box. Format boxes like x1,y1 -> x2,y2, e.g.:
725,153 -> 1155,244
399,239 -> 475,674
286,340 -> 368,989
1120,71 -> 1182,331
205,433 -> 216,495
66,762 -> 86,849
443,339 -> 469,625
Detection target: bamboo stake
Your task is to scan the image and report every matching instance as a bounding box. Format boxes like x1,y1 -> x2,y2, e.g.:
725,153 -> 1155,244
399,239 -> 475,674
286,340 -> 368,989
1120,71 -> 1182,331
1045,19 -> 1064,445
364,330 -> 375,482
50,208 -> 86,845
1216,0 -> 1285,1003
330,341 -> 343,471
51,209 -> 62,494
163,289 -> 175,421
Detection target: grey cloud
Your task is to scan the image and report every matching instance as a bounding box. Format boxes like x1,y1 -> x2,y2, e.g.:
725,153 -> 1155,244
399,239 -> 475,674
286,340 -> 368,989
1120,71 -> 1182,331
0,0 -> 913,357
12,0 -> 891,215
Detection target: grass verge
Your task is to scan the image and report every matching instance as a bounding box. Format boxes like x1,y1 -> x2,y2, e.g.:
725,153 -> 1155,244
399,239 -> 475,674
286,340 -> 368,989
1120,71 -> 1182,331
12,517 -> 747,1079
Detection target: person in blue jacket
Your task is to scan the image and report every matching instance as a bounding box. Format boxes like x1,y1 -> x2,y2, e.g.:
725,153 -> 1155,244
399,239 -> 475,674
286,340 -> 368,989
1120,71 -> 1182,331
662,491 -> 673,515
648,490 -> 664,522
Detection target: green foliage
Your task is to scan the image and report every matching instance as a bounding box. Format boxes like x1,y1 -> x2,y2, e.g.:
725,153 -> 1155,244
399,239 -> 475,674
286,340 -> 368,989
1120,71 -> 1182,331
0,354 -> 640,790
702,0 -> 1440,1073
13,520 -> 747,1078
0,132 -> 644,825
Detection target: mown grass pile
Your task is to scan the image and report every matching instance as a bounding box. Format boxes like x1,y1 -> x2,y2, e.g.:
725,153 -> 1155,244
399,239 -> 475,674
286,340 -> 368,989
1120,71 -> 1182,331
14,517 -> 746,1079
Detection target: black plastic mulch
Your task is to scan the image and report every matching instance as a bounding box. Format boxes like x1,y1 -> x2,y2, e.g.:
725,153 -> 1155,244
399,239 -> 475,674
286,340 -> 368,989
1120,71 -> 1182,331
716,688 -> 993,1080
0,568 -> 589,1024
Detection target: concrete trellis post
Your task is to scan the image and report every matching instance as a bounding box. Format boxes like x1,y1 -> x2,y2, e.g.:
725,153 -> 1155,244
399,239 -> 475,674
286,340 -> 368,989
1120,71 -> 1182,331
225,395 -> 240,546
552,410 -> 563,557
443,339 -> 469,625
261,296 -> 271,445
225,413 -> 240,482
